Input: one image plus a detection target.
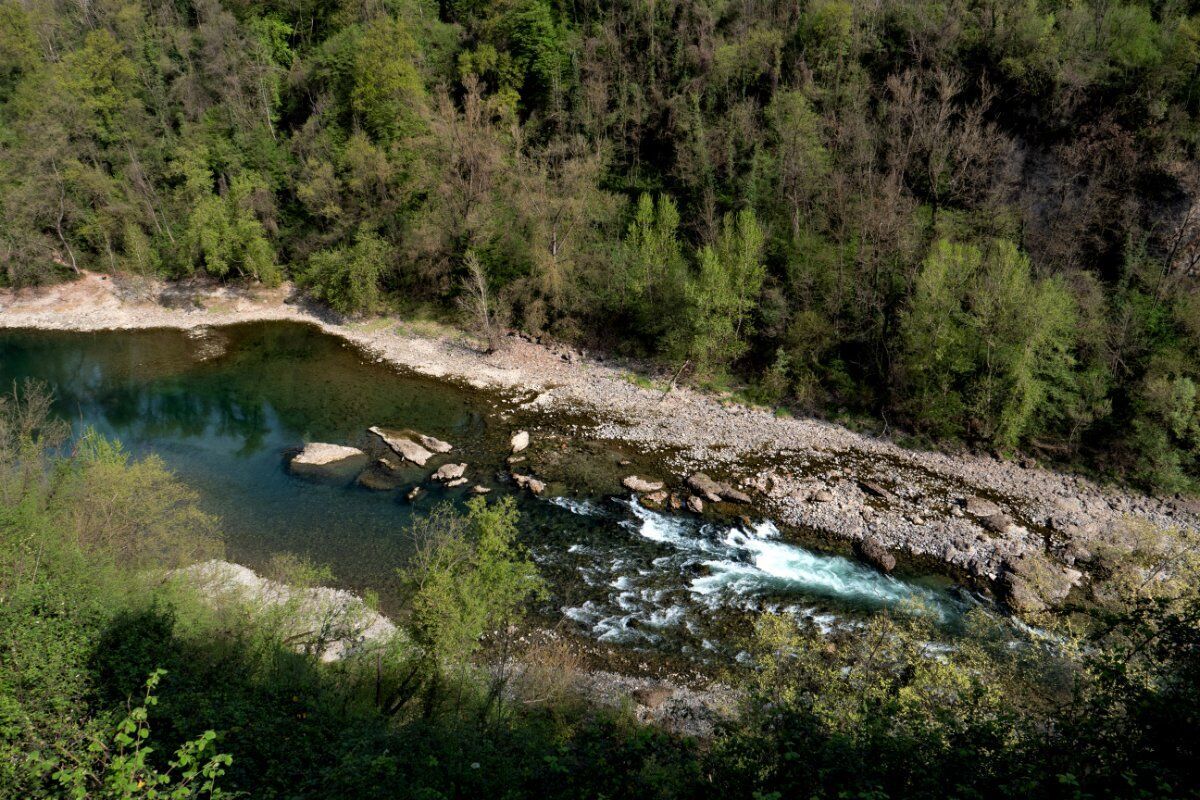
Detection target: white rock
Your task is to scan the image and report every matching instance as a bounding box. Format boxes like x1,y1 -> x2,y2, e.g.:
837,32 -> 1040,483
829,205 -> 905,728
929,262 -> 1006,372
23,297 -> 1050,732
290,442 -> 366,470
433,463 -> 467,481
511,430 -> 530,453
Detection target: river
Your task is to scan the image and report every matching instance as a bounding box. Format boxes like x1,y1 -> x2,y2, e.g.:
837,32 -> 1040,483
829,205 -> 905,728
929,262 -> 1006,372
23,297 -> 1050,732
0,321 -> 972,658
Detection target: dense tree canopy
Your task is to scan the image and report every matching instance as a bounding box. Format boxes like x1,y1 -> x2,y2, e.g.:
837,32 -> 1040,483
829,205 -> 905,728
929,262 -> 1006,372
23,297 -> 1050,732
4,0 -> 1200,488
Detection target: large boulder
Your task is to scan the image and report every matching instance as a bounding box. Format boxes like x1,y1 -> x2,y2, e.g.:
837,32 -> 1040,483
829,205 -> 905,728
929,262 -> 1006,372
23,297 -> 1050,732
369,426 -> 434,465
964,496 -> 1002,517
290,443 -> 367,474
510,430 -> 530,454
855,537 -> 897,574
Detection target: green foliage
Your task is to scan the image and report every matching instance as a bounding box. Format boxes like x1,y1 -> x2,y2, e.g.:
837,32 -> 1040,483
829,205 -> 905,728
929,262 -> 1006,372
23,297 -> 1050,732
398,496 -> 544,670
899,238 -> 1077,447
49,670 -> 232,800
351,16 -> 427,142
302,228 -> 393,314
682,209 -> 767,374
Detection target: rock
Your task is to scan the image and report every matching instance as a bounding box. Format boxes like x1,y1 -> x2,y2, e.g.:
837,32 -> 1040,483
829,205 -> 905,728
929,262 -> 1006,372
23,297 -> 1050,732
964,496 -> 1002,517
810,488 -> 835,503
623,475 -> 665,493
687,472 -> 724,502
445,477 -> 468,488
642,490 -> 668,507
406,486 -> 422,502
858,480 -> 892,500
416,433 -> 453,454
979,513 -> 1012,533
369,426 -> 434,466
687,495 -> 704,513
510,430 -> 530,453
855,537 -> 896,574
632,687 -> 673,709
722,486 -> 752,504
513,474 -> 546,495
507,455 -> 526,465
686,472 -> 751,503
433,463 -> 468,482
470,485 -> 491,495
999,571 -> 1046,614
290,443 -> 367,473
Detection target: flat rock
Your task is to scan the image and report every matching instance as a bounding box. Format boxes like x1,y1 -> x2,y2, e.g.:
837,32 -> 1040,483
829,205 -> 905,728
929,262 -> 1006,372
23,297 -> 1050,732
623,475 -> 665,493
369,426 -> 434,466
433,463 -> 467,482
416,433 -> 453,454
510,430 -> 530,453
858,480 -> 893,500
290,443 -> 367,472
470,485 -> 491,495
445,477 -> 468,488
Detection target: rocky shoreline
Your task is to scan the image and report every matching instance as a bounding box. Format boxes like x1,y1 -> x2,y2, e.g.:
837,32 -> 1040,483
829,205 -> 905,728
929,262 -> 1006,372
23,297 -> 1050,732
4,271 -> 1198,612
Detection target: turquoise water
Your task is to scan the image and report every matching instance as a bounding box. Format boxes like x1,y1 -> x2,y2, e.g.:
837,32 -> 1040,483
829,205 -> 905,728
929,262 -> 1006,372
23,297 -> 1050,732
0,322 -> 970,655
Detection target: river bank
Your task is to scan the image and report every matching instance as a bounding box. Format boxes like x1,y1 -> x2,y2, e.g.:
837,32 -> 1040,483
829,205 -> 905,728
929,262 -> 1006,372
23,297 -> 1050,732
3,271 -> 1196,612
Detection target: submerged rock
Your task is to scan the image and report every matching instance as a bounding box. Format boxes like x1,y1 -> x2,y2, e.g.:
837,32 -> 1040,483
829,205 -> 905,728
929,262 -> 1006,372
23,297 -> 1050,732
369,426 -> 434,466
357,460 -> 405,491
623,475 -> 664,493
445,477 -> 468,488
290,443 -> 367,473
406,486 -> 422,502
470,485 -> 491,495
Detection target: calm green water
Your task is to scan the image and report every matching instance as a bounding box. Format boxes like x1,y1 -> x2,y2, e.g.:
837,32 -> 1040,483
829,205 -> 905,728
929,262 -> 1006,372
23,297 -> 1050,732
0,322 -> 971,657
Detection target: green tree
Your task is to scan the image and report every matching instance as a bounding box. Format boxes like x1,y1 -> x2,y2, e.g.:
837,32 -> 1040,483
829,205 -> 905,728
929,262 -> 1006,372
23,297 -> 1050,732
682,209 -> 766,375
302,228 -> 393,315
899,238 -> 1078,446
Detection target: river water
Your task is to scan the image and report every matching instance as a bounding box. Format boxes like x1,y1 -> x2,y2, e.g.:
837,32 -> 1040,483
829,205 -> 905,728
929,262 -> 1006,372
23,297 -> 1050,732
0,321 -> 971,658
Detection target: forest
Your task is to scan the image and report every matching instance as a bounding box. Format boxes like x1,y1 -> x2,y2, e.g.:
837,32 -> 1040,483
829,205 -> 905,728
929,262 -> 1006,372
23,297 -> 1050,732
4,0 -> 1200,488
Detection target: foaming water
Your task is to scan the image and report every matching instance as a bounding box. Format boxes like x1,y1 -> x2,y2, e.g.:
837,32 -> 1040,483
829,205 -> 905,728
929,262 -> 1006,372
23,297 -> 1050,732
625,500 -> 959,618
551,495 -> 967,651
